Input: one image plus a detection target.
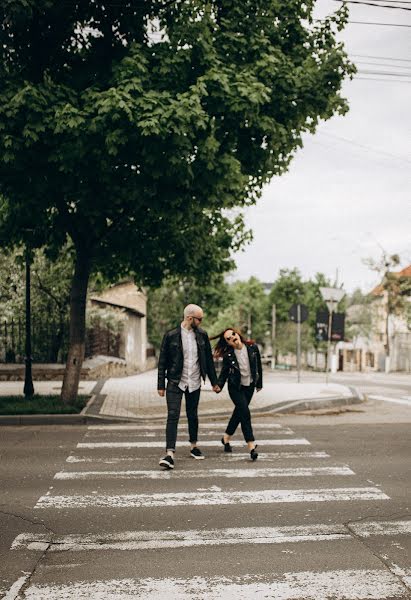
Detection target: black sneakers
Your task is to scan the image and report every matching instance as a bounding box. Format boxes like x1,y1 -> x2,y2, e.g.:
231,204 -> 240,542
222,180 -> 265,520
250,445 -> 258,461
159,455 -> 174,469
190,447 -> 205,459
221,437 -> 232,453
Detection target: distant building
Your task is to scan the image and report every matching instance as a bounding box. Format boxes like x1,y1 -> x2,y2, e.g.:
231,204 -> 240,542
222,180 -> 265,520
339,265 -> 411,372
90,281 -> 148,372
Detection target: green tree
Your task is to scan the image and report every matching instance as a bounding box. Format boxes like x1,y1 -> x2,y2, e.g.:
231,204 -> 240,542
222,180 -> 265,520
210,277 -> 268,343
266,269 -> 331,355
0,245 -> 73,361
267,268 -> 305,323
0,1 -> 354,401
147,276 -> 229,349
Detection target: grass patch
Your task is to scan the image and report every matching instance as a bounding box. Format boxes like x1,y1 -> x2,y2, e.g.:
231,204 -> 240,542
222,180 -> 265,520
0,395 -> 90,415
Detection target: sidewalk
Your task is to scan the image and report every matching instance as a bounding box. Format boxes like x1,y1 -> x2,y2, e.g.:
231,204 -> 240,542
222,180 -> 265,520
0,369 -> 363,424
86,369 -> 363,422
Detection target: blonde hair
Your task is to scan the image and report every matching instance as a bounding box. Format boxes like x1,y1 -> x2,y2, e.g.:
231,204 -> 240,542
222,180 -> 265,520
183,304 -> 203,318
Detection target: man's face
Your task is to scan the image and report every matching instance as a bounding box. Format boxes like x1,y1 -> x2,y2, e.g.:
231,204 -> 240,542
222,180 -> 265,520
190,312 -> 203,330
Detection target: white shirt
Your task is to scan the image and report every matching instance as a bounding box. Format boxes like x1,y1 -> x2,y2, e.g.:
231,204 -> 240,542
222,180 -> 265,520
178,325 -> 201,393
234,344 -> 252,386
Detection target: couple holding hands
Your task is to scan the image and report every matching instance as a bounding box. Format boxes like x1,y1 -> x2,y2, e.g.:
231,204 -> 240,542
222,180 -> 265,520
157,304 -> 263,470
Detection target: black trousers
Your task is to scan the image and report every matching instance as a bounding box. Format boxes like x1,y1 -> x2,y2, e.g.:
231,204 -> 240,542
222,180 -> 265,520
165,381 -> 201,451
226,383 -> 255,443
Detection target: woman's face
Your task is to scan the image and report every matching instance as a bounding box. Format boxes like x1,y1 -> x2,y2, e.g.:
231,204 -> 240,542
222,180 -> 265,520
224,330 -> 240,348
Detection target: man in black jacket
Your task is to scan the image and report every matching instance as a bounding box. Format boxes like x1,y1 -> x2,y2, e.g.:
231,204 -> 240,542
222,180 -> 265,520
157,304 -> 219,470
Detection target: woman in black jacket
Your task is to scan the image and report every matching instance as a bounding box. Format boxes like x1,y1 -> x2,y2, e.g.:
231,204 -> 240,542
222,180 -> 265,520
211,327 -> 263,461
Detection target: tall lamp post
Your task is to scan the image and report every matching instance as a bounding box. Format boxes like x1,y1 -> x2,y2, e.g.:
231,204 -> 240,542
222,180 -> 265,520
23,236 -> 34,397
320,287 -> 345,384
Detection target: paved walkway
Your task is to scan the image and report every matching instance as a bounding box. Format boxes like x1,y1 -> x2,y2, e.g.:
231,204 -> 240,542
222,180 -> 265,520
94,369 -> 359,421
0,369 -> 360,421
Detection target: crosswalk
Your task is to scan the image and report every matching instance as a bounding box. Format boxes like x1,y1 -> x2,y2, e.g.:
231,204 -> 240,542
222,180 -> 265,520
5,420 -> 411,599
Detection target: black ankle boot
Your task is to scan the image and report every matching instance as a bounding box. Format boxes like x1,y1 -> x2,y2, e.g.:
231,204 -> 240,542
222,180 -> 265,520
221,437 -> 232,453
250,445 -> 258,461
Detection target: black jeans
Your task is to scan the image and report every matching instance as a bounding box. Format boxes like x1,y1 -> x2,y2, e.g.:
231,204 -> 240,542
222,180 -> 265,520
226,383 -> 255,443
165,381 -> 201,451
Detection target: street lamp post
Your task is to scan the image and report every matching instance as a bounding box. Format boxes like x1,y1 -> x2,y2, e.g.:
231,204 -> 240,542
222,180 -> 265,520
320,287 -> 345,384
23,243 -> 34,397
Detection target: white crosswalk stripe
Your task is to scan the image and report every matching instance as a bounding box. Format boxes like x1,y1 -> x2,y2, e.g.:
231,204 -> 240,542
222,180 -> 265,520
13,569 -> 411,599
11,520 -> 411,552
88,422 -> 287,430
54,466 -> 355,480
77,438 -> 311,448
35,487 -> 389,508
66,450 -> 330,463
85,427 -> 296,437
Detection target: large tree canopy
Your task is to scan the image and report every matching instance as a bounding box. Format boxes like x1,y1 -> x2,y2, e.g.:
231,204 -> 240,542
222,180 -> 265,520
0,0 -> 354,400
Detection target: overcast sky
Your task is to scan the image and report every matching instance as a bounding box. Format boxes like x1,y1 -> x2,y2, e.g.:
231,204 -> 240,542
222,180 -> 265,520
231,0 -> 411,294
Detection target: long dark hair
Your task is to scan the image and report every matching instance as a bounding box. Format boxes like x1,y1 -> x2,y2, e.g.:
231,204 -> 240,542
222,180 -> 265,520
210,327 -> 254,359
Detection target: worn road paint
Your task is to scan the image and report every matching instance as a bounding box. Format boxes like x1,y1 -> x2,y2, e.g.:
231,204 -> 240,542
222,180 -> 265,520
18,569 -> 408,599
88,423 -> 285,430
2,575 -> 30,600
350,519 -> 411,537
77,438 -> 311,449
368,394 -> 411,407
34,487 -> 389,509
54,466 -> 355,480
13,520 -> 411,553
66,451 -> 330,464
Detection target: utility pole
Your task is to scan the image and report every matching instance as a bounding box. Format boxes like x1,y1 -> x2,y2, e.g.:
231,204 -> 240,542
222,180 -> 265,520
320,287 -> 345,384
271,304 -> 276,370
296,304 -> 301,383
23,245 -> 34,397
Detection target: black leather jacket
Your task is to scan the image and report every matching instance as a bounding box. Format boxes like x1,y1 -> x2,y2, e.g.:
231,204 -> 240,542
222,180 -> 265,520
157,326 -> 218,390
217,343 -> 263,392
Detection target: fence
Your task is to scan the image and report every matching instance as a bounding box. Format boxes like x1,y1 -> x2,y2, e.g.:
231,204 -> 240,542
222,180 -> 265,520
0,317 -> 121,364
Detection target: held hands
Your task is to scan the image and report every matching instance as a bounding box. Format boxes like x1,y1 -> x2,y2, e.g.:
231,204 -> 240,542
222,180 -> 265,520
158,389 -> 165,397
213,385 -> 221,393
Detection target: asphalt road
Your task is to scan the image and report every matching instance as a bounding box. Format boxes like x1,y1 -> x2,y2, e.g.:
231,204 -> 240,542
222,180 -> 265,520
0,400 -> 410,599
268,369 -> 411,407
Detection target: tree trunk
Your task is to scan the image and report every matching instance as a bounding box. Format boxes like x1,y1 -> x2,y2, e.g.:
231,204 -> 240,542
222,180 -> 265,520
61,248 -> 90,404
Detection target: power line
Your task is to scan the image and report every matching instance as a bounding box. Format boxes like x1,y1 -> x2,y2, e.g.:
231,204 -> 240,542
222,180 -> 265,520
319,131 -> 411,163
333,0 -> 411,10
358,69 -> 411,76
351,53 -> 411,62
356,60 -> 411,69
346,19 -> 411,25
355,76 -> 411,82
353,0 -> 411,3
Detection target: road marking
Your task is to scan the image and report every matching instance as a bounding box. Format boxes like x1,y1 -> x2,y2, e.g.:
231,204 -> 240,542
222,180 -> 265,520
66,451 -> 330,464
350,519 -> 411,537
88,423 -> 286,430
54,466 -> 355,480
77,438 -> 311,449
2,575 -> 30,600
16,569 -> 408,599
85,428 -> 296,437
368,394 -> 411,407
34,487 -> 389,508
12,520 -> 411,553
10,523 -> 351,551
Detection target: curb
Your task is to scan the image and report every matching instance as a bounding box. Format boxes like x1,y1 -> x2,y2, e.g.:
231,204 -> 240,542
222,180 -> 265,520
0,388 -> 364,425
